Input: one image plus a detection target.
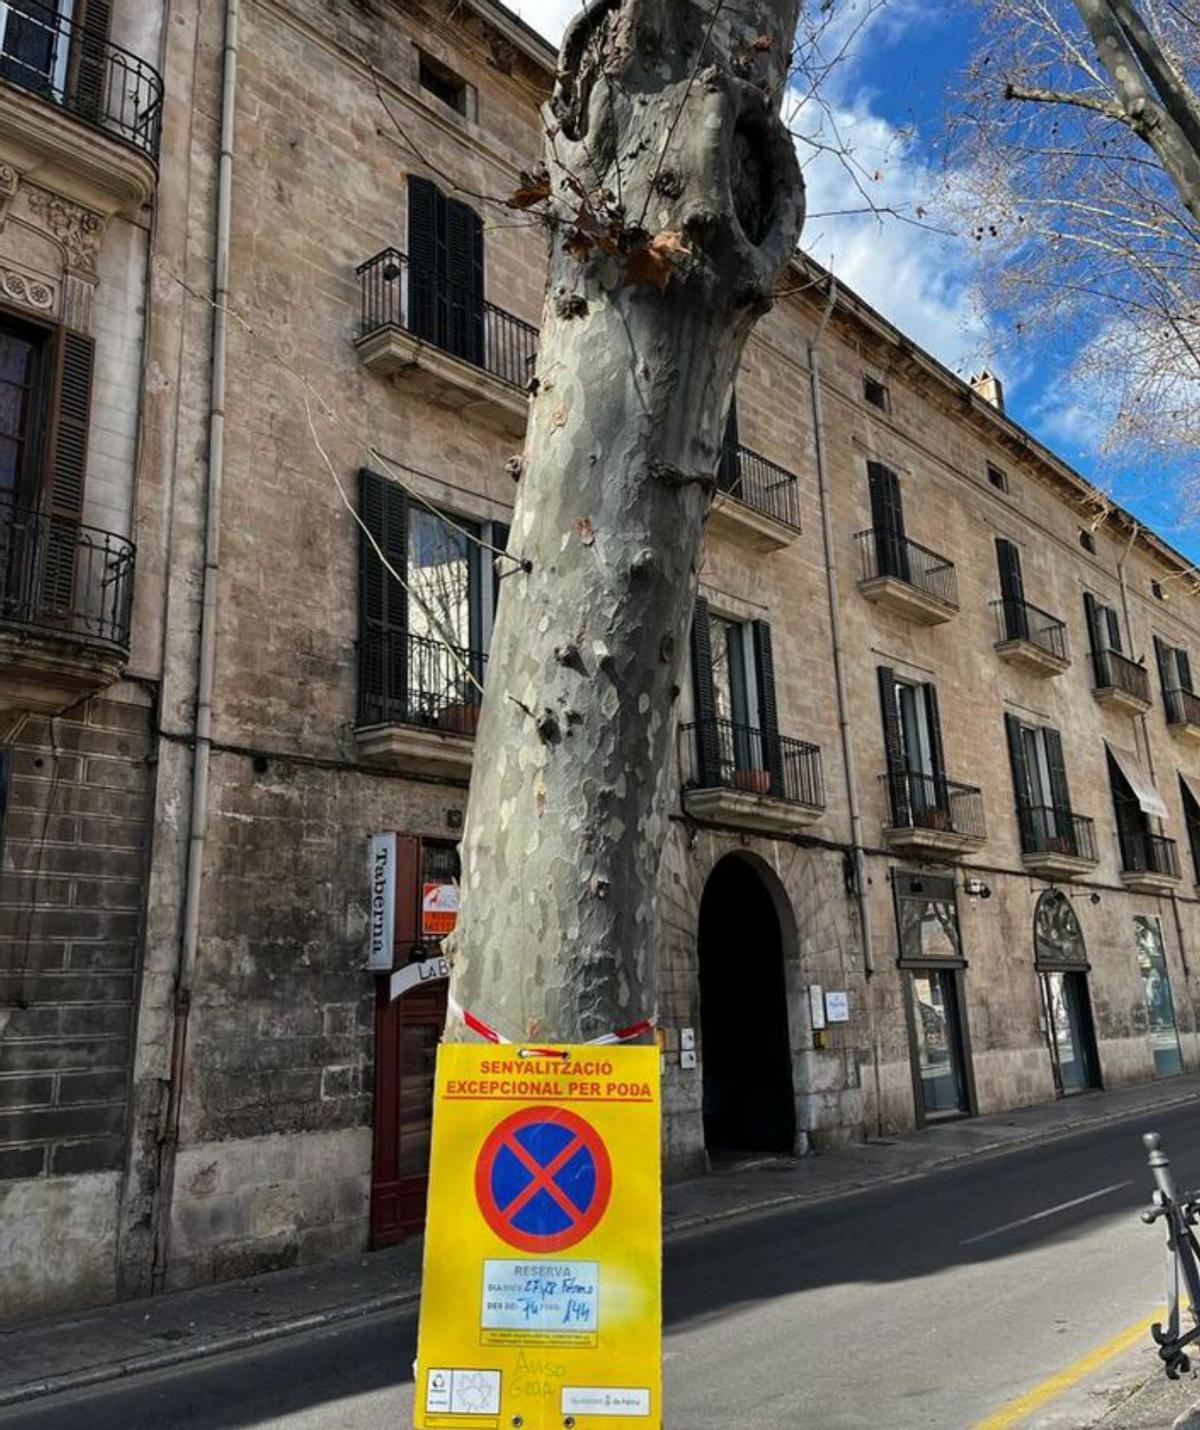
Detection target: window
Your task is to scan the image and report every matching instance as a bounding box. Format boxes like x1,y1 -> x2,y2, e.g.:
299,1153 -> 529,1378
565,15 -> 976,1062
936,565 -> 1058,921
357,468 -> 508,733
1079,528 -> 1096,554
863,374 -> 890,413
987,465 -> 1009,494
418,50 -> 469,116
0,311 -> 49,507
895,873 -> 961,962
1153,636 -> 1195,725
0,745 -> 9,873
1083,593 -> 1123,655
1004,714 -> 1073,852
878,666 -> 947,824
407,176 -> 484,365
1152,579 -> 1167,601
689,596 -> 784,794
0,0 -> 75,100
1133,916 -> 1183,1077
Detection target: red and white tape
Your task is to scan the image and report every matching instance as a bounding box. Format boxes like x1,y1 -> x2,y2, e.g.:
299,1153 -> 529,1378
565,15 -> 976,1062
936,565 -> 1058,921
448,995 -> 657,1048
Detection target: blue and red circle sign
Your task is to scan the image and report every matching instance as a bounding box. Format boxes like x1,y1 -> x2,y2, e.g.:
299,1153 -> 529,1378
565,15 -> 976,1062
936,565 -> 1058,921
475,1105 -> 613,1253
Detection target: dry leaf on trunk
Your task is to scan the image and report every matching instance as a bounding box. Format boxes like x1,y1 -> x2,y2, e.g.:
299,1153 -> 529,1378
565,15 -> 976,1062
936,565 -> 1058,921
625,230 -> 692,290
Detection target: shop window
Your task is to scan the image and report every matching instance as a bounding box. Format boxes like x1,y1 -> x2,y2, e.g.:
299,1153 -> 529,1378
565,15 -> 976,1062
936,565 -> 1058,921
895,872 -> 961,962
1134,916 -> 1183,1077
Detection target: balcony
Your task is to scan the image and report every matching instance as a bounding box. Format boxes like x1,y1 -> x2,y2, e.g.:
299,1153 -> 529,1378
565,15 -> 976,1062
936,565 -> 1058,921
856,530 -> 959,625
708,443 -> 801,553
1017,805 -> 1099,879
0,4 -> 162,213
680,717 -> 825,833
1119,830 -> 1181,894
1164,688 -> 1200,745
1092,648 -> 1152,715
355,249 -> 537,437
355,629 -> 486,780
991,598 -> 1070,677
0,498 -> 134,714
880,770 -> 986,858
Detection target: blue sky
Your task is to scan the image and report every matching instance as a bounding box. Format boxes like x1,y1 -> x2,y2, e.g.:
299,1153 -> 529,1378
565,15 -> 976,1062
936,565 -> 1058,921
509,0 -> 1199,563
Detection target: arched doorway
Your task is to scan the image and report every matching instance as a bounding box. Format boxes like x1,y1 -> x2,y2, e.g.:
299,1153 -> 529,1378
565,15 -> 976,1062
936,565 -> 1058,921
1034,890 -> 1101,1095
698,854 -> 796,1157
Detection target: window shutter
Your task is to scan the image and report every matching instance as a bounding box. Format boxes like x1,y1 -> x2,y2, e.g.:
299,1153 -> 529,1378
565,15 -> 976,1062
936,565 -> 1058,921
71,0 -> 112,118
445,198 -> 484,365
924,682 -> 949,809
407,175 -> 445,344
717,392 -> 740,494
751,620 -> 784,797
996,538 -> 1027,640
689,596 -> 721,787
1004,713 -> 1031,846
1083,592 -> 1106,688
39,327 -> 95,618
1104,605 -> 1124,654
1154,635 -> 1175,721
358,469 -> 408,727
1043,726 -> 1073,817
877,666 -> 908,825
1177,648 -> 1194,694
868,462 -> 908,581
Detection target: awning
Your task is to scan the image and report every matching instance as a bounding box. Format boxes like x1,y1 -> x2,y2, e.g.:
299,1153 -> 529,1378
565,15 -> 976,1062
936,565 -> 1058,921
1181,770 -> 1200,813
1105,742 -> 1169,820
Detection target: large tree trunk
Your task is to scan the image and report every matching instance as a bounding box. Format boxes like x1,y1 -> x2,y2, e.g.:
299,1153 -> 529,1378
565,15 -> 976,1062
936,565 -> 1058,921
445,0 -> 804,1043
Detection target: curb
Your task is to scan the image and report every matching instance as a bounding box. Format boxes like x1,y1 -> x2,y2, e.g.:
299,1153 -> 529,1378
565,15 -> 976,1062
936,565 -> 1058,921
0,1286 -> 421,1411
1,1088 -> 1195,1411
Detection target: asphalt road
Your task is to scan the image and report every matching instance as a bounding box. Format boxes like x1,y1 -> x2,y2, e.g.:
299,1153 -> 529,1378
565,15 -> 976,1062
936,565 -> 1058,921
5,1100 -> 1198,1430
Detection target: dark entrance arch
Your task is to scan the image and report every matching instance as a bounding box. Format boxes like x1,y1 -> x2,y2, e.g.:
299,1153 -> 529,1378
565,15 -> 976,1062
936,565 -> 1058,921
698,854 -> 796,1157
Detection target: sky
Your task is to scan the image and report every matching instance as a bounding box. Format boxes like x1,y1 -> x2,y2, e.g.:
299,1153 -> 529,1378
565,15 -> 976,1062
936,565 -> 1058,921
506,0 -> 1200,564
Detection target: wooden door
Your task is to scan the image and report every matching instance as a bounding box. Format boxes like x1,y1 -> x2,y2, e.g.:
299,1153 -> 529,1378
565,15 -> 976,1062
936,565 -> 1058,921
369,835 -> 458,1247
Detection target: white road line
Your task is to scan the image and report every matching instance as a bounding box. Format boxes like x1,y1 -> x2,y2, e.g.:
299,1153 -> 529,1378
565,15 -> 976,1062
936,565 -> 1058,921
959,1180 -> 1132,1247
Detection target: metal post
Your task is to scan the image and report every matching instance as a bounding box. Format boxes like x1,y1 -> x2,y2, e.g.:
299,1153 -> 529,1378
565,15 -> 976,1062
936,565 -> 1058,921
1142,1132 -> 1200,1377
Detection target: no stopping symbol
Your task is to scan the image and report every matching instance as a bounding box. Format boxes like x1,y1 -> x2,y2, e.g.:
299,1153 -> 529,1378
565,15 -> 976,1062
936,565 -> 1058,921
475,1105 -> 613,1252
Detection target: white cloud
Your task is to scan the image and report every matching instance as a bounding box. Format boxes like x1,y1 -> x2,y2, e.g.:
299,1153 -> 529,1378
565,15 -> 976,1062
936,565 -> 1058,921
506,0 -> 575,44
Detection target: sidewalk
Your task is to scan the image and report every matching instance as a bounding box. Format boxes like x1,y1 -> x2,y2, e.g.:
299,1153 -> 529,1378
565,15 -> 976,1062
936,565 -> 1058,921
2,1071 -> 1199,1411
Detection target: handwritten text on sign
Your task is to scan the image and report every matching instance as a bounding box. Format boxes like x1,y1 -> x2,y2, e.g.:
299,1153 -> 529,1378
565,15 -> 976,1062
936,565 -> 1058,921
482,1259 -> 599,1347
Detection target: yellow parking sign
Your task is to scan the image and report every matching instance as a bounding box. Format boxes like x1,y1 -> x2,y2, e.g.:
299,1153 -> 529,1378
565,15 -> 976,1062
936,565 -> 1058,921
414,1042 -> 662,1429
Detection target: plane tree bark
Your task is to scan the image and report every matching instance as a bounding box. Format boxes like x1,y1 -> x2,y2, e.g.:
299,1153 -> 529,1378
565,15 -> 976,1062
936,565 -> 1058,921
444,0 -> 805,1043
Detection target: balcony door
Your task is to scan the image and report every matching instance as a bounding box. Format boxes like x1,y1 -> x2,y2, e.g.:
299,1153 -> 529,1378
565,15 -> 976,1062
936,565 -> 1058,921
1005,715 -> 1073,851
996,537 -> 1029,641
0,0 -> 74,97
879,667 -> 947,826
690,597 -> 783,796
868,461 -> 909,581
406,175 -> 484,367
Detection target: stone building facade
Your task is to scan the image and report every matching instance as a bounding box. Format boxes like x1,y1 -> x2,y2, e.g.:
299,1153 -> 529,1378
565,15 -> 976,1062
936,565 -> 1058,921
5,0 -> 1200,1322
0,2 -> 167,1320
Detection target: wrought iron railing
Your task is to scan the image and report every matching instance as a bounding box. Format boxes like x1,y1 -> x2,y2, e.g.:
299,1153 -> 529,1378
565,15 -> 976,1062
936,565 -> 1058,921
0,1 -> 163,159
856,529 -> 959,610
1016,804 -> 1098,862
1164,687 -> 1200,729
1119,829 -> 1181,880
357,248 -> 539,391
1093,647 -> 1152,706
881,769 -> 986,841
358,627 -> 487,734
0,496 -> 134,650
680,717 -> 824,809
992,597 -> 1070,664
716,442 -> 801,529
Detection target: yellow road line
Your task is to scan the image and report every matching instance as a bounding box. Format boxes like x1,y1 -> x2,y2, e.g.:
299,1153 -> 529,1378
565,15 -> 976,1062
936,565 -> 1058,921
971,1307 -> 1166,1429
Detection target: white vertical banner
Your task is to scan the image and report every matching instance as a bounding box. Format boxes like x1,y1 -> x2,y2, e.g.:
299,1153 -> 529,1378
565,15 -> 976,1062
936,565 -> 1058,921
366,833 -> 397,971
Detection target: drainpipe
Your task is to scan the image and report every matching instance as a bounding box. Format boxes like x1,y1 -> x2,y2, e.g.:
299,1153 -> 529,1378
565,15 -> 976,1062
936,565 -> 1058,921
809,275 -> 884,1131
152,0 -> 239,1291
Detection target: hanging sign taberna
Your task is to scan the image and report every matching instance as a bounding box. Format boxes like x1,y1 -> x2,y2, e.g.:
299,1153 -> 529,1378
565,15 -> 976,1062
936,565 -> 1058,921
414,1042 -> 662,1429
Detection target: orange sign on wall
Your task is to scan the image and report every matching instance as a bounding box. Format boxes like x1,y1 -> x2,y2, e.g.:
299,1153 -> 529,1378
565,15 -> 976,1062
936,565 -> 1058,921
422,882 -> 459,937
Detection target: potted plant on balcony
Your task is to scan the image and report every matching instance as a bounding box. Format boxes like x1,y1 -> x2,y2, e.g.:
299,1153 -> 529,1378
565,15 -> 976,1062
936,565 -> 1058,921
732,767 -> 771,796
913,804 -> 951,831
436,701 -> 481,736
